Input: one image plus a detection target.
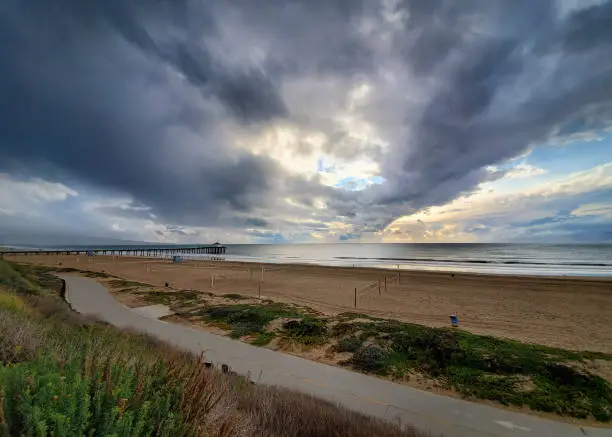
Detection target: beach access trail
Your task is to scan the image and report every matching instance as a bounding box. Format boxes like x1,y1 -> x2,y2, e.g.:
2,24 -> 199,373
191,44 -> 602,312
61,274 -> 612,437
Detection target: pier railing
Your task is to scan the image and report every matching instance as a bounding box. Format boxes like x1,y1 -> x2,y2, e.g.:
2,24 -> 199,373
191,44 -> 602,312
0,245 -> 226,257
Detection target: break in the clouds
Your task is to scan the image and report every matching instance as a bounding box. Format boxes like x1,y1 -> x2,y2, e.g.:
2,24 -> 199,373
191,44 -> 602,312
1,0 -> 612,244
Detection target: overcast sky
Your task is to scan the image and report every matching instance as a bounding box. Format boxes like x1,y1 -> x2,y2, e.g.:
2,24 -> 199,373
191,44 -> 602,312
1,0 -> 612,244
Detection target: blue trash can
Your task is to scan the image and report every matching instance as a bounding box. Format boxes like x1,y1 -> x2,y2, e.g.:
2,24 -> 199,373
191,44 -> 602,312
450,314 -> 459,327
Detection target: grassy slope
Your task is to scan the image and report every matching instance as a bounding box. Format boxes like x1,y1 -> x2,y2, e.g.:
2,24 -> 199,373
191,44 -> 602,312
112,280 -> 612,423
0,260 -> 423,437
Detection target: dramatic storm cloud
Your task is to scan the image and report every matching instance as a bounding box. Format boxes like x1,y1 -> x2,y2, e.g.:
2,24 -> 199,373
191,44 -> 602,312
1,0 -> 612,243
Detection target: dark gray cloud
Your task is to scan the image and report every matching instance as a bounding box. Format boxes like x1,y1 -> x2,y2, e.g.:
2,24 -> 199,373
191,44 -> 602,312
244,218 -> 269,228
0,0 -> 290,228
1,0 -> 612,241
563,1 -> 612,52
370,0 -> 612,213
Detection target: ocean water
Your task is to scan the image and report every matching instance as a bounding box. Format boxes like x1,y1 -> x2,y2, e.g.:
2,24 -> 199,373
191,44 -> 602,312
223,243 -> 612,277
17,243 -> 612,277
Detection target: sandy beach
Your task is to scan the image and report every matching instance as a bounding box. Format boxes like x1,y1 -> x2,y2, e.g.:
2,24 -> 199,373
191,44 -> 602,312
8,254 -> 612,353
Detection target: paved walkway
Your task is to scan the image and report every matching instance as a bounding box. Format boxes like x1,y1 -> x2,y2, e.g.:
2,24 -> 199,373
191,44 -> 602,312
61,275 -> 612,437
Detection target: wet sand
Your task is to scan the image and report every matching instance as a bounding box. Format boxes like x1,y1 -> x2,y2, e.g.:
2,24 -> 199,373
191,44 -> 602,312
9,254 -> 612,353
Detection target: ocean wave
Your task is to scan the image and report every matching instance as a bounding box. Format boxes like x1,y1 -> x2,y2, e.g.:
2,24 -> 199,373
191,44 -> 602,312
333,256 -> 612,267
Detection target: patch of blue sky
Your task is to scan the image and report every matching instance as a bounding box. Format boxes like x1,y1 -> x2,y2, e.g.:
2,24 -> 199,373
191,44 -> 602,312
487,133 -> 612,194
247,230 -> 287,243
511,188 -> 612,228
335,175 -> 385,191
339,233 -> 361,241
316,158 -> 336,174
523,131 -> 612,175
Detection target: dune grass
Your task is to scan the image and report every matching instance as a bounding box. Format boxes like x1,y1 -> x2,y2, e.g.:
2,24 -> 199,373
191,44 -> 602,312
197,303 -> 304,339
334,319 -> 612,421
222,293 -> 248,301
0,260 -> 422,437
282,318 -> 329,346
135,290 -> 201,306
106,279 -> 152,289
250,332 -> 276,346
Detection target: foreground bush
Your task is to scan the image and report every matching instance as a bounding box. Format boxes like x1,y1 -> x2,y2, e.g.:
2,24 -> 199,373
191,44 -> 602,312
0,309 -> 240,437
1,352 -> 184,436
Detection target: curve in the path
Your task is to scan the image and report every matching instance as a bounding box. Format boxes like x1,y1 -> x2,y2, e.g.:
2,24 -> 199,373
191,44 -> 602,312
61,275 -> 612,437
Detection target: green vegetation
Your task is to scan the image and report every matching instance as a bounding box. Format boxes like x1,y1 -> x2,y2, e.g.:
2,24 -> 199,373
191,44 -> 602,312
107,279 -> 152,289
80,270 -> 115,278
222,293 -> 248,301
250,332 -> 276,346
178,293 -> 612,422
135,290 -> 201,306
282,318 -> 328,346
0,343 -> 188,436
0,261 -> 43,293
347,346 -> 389,373
336,312 -> 382,322
334,319 -> 612,421
197,303 -> 303,339
0,261 -> 67,295
0,260 -> 419,437
334,336 -> 363,353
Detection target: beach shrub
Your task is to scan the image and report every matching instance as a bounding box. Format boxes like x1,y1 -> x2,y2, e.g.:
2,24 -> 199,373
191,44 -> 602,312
136,290 -> 200,306
331,322 -> 359,337
389,328 -> 464,376
107,279 -> 151,289
334,336 -> 363,353
251,332 -> 276,346
229,321 -> 264,338
201,303 -> 301,338
283,318 -> 328,345
81,270 -> 114,278
223,293 -> 247,300
336,312 -> 382,322
349,346 -> 390,374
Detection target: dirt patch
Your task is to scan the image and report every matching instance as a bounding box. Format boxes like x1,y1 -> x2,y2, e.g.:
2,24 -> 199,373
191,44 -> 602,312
515,375 -> 537,393
266,317 -> 300,332
583,360 -> 612,384
161,314 -> 229,335
276,339 -> 337,365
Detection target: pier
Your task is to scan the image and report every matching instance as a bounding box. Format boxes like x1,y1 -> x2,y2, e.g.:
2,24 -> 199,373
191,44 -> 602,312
1,244 -> 226,257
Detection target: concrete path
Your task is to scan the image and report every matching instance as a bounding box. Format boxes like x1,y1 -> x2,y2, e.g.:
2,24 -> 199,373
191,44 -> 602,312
61,275 -> 612,437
